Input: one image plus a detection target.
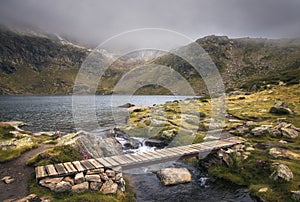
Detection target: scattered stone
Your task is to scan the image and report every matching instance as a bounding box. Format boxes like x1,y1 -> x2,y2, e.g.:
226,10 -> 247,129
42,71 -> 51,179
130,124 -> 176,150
245,146 -> 255,151
269,101 -> 293,115
251,125 -> 272,136
72,182 -> 89,193
100,179 -> 118,194
90,181 -> 102,191
74,172 -> 85,184
54,181 -> 72,193
156,168 -> 192,186
269,148 -> 300,160
2,176 -> 15,184
16,194 -> 39,202
270,163 -> 293,182
85,174 -> 101,182
291,190 -> 300,201
278,140 -> 288,144
281,127 -> 298,139
258,187 -> 268,193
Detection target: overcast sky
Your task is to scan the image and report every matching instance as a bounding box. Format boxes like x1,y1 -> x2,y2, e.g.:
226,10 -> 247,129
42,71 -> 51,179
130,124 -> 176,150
1,0 -> 300,46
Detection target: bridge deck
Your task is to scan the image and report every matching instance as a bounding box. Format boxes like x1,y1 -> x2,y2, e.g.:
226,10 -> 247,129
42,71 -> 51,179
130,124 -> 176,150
35,137 -> 244,179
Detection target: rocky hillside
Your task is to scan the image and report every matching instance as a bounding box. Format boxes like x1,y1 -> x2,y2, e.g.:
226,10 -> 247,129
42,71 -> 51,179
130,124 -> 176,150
0,25 -> 92,94
152,35 -> 300,94
1,26 -> 300,95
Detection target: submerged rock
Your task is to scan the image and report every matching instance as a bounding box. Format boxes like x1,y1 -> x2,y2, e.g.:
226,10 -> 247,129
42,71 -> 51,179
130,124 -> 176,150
156,167 -> 192,186
270,163 -> 293,182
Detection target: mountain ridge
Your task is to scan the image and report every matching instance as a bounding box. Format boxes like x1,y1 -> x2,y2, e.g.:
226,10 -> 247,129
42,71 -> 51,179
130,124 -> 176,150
0,26 -> 300,95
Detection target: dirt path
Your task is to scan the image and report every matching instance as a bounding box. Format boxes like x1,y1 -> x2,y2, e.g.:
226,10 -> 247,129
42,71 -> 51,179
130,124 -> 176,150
0,144 -> 53,201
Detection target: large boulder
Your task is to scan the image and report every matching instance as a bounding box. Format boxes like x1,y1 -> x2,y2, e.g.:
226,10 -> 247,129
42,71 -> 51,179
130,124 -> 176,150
156,167 -> 192,186
269,102 -> 293,115
97,137 -> 123,157
270,163 -> 293,182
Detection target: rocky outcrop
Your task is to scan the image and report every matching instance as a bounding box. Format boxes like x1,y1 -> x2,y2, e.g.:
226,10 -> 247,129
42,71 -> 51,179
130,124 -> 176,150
39,167 -> 125,194
269,102 -> 294,115
269,148 -> 300,160
270,163 -> 294,182
156,168 -> 192,186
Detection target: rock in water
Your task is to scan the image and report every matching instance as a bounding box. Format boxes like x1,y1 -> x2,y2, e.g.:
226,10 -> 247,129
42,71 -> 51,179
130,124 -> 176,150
269,102 -> 293,115
270,163 -> 293,182
118,103 -> 135,108
156,168 -> 192,186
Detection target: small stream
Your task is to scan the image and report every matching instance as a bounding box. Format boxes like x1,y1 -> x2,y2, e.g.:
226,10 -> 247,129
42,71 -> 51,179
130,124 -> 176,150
117,136 -> 256,202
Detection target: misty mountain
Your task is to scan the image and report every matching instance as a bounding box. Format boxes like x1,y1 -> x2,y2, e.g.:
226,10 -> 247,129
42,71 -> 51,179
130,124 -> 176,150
0,25 -> 300,95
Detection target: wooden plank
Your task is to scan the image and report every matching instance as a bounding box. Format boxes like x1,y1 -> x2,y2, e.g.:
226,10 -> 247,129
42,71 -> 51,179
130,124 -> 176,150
110,156 -> 128,165
35,166 -> 47,179
97,158 -> 113,168
125,153 -> 143,162
118,155 -> 136,164
63,162 -> 78,173
54,163 -> 68,175
124,154 -> 141,162
72,161 -> 85,172
134,153 -> 152,161
88,159 -> 104,168
45,164 -> 58,176
145,151 -> 165,159
141,151 -> 161,160
103,157 -> 120,167
80,160 -> 95,170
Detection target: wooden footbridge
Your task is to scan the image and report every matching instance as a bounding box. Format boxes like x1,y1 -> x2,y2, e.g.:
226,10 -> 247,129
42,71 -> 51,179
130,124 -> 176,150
35,137 -> 244,180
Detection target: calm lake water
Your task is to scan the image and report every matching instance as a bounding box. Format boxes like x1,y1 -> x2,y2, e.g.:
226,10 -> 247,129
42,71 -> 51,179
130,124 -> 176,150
0,95 -> 194,133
